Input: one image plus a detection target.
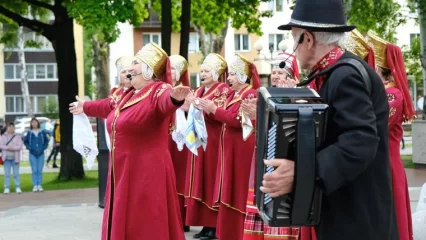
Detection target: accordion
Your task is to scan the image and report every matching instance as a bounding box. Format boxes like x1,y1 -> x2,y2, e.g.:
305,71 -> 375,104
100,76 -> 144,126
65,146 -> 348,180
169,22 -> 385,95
255,87 -> 328,227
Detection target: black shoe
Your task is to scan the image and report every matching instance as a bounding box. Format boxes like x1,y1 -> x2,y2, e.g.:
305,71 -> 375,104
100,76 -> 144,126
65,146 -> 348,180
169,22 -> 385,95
184,225 -> 190,232
200,228 -> 217,240
193,227 -> 208,239
52,164 -> 58,168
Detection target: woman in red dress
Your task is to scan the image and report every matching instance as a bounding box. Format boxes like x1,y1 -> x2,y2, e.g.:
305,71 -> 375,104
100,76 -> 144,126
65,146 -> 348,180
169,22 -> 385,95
368,31 -> 415,240
69,42 -> 190,240
169,55 -> 191,232
184,53 -> 231,239
199,54 -> 261,240
242,52 -> 301,240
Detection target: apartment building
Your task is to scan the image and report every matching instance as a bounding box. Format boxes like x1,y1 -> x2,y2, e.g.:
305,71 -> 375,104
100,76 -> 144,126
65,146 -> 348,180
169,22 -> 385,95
1,21 -> 85,123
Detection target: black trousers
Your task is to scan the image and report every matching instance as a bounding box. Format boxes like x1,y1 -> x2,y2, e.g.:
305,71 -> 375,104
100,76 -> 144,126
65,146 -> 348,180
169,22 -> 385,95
47,146 -> 60,164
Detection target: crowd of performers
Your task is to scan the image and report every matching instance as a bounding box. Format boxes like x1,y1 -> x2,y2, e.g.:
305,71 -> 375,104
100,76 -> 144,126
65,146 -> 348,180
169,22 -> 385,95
69,0 -> 416,239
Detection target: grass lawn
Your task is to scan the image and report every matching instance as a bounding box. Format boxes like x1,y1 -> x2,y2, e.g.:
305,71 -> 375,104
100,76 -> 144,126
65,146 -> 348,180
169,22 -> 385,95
19,158 -> 92,167
0,171 -> 98,192
401,155 -> 415,168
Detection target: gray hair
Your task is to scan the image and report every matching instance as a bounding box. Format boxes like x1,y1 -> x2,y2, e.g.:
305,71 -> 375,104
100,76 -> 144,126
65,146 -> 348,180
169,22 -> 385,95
313,32 -> 346,47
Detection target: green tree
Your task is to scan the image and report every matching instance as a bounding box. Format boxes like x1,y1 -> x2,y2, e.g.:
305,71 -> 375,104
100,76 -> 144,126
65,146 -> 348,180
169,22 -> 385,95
0,0 -> 147,180
153,0 -> 273,56
67,0 -> 148,99
407,0 -> 426,87
43,97 -> 60,119
403,37 -> 423,85
290,0 -> 404,42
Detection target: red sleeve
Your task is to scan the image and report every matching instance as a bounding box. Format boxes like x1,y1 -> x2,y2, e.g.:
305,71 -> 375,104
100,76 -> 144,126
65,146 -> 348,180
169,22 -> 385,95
214,105 -> 242,128
155,84 -> 181,117
83,98 -> 113,119
387,88 -> 403,127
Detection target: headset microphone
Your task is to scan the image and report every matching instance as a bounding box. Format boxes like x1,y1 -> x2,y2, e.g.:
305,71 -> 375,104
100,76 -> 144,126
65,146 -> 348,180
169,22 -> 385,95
278,32 -> 305,69
126,73 -> 142,80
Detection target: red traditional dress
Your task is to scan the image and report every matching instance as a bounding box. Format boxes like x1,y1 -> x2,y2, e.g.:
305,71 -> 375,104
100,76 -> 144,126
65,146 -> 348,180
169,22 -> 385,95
369,32 -> 415,240
84,82 -> 185,240
184,82 -> 231,227
168,55 -> 191,227
243,53 -> 301,240
108,87 -> 126,109
83,42 -> 186,240
213,84 -> 257,240
212,54 -> 261,240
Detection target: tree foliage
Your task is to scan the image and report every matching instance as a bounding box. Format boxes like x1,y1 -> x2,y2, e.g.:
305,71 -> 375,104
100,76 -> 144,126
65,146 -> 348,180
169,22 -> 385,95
0,0 -> 149,180
403,37 -> 423,85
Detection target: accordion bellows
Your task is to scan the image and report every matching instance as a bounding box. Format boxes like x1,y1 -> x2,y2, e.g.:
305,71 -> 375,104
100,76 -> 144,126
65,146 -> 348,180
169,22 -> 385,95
255,87 -> 328,227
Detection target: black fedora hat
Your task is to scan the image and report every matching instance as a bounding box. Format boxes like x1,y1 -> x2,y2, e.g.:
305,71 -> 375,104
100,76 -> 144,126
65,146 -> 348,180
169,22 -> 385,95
278,0 -> 355,32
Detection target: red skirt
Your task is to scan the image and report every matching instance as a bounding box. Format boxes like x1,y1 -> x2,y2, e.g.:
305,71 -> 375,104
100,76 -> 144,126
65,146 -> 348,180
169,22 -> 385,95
243,212 -> 300,240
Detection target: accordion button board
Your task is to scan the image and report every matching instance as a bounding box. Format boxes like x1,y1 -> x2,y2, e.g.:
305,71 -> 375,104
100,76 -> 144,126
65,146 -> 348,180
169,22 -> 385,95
255,87 -> 328,227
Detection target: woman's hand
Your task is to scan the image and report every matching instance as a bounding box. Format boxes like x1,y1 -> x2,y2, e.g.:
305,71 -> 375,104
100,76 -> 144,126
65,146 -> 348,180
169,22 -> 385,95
277,77 -> 299,88
241,98 -> 257,120
171,86 -> 191,101
69,96 -> 85,115
198,99 -> 217,114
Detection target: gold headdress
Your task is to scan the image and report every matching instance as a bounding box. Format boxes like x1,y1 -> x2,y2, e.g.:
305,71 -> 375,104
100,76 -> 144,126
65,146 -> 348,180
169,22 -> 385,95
169,55 -> 188,79
135,42 -> 169,78
201,53 -> 227,76
115,56 -> 134,74
346,29 -> 371,60
229,54 -> 252,79
367,30 -> 389,69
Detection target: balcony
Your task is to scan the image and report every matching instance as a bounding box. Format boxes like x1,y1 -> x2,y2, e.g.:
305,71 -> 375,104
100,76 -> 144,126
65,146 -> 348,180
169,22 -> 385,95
140,9 -> 161,28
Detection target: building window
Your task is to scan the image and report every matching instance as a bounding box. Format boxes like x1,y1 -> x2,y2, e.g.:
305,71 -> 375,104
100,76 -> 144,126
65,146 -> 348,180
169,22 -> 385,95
190,73 -> 200,88
5,65 -> 14,79
268,0 -> 284,12
5,95 -> 58,114
6,97 -> 15,113
269,34 -> 284,51
189,33 -> 199,52
4,64 -> 57,81
234,34 -> 250,51
143,33 -> 161,46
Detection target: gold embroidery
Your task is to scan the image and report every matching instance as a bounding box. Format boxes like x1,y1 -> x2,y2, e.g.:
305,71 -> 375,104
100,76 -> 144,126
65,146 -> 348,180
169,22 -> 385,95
169,123 -> 176,135
389,107 -> 396,118
121,87 -> 153,110
387,93 -> 396,103
154,83 -> 171,99
226,86 -> 253,108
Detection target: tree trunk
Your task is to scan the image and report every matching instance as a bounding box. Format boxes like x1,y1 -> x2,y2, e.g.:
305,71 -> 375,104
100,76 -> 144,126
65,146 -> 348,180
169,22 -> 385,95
179,0 -> 191,60
161,0 -> 172,55
419,5 -> 426,96
196,25 -> 209,57
92,34 -> 111,99
17,26 -> 34,117
52,12 -> 85,180
212,23 -> 228,54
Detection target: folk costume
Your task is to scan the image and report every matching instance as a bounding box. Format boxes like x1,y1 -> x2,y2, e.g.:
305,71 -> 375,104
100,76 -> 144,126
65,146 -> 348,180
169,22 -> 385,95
212,54 -> 261,240
368,31 -> 415,240
184,53 -> 231,239
169,55 -> 191,231
278,0 -> 398,239
345,29 -> 376,69
109,56 -> 134,108
83,43 -> 185,240
243,52 -> 301,240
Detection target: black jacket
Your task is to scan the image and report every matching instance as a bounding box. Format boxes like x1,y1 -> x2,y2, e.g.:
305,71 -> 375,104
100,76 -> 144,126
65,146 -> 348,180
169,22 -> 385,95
315,52 -> 399,240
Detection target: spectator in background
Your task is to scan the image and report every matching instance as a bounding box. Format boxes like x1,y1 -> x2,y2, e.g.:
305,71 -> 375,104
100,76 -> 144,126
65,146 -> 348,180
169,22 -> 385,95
46,120 -> 60,168
24,118 -> 49,192
1,123 -> 24,194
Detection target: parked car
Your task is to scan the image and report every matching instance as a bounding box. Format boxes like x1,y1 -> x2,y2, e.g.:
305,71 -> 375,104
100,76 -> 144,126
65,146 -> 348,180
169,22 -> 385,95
14,117 -> 51,135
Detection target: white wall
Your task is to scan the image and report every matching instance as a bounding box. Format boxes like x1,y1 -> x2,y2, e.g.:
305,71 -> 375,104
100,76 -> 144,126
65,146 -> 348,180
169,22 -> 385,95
108,22 -> 135,88
394,0 -> 420,48
257,1 -> 295,58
